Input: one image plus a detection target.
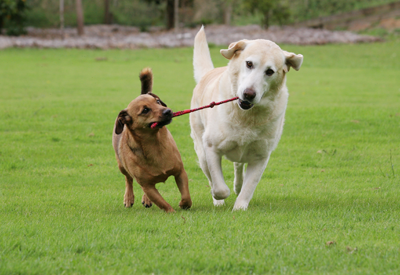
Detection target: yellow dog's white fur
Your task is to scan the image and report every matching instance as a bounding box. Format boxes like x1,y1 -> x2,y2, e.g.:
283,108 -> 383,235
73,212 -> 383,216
190,26 -> 303,210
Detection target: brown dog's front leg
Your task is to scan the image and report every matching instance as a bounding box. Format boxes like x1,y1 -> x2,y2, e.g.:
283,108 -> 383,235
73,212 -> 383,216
142,186 -> 175,213
123,175 -> 135,208
175,170 -> 192,210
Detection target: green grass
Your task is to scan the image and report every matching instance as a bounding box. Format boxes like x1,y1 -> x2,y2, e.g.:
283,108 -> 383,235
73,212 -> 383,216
1,40 -> 400,274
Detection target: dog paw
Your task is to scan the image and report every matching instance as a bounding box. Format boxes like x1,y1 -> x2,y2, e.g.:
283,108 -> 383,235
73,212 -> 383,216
141,201 -> 153,208
123,194 -> 134,208
213,198 -> 225,207
165,207 -> 176,213
232,201 -> 249,211
141,194 -> 153,208
179,199 -> 192,210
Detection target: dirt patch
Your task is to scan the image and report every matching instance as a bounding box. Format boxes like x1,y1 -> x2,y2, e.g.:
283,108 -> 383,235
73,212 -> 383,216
0,24 -> 382,50
379,18 -> 400,30
292,1 -> 400,31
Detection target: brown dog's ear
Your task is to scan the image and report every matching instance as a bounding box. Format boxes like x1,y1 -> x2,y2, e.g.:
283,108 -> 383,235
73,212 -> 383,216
283,50 -> 303,72
220,40 -> 248,60
115,110 -> 132,135
139,68 -> 153,94
147,92 -> 167,107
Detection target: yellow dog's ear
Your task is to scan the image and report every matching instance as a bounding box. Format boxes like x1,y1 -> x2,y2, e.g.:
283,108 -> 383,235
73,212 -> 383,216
220,40 -> 248,60
283,50 -> 303,72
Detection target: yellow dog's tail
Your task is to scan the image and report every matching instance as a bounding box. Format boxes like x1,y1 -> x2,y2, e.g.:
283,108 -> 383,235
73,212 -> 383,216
193,26 -> 214,84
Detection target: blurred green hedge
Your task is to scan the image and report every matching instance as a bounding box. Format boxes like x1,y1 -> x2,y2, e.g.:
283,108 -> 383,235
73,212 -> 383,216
9,0 -> 400,29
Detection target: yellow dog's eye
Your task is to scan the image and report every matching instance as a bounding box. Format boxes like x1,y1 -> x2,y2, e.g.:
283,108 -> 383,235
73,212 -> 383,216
246,61 -> 253,69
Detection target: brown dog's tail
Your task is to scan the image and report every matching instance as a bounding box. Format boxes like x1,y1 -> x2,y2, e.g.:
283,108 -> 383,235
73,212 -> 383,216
139,68 -> 153,94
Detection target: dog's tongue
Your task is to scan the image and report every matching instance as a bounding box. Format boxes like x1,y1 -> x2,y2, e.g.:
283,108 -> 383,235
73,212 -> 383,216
150,122 -> 158,129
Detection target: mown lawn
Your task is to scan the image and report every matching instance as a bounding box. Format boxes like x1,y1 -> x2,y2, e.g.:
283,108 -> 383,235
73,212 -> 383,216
0,40 -> 399,274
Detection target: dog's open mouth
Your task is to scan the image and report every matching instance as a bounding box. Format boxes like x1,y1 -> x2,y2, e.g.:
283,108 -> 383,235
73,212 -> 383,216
238,99 -> 254,110
149,118 -> 172,129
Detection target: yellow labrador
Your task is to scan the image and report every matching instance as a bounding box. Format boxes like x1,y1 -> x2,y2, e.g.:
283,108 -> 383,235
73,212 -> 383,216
190,27 -> 303,210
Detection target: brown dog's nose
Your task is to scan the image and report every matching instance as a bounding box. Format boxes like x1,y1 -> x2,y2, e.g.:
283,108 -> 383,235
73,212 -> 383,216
163,109 -> 173,117
243,88 -> 256,101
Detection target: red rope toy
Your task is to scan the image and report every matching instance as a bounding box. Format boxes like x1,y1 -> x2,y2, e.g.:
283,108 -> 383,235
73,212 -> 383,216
151,96 -> 239,129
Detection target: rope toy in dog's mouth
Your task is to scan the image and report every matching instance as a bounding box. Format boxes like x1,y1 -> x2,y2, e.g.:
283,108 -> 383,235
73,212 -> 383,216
150,96 -> 239,129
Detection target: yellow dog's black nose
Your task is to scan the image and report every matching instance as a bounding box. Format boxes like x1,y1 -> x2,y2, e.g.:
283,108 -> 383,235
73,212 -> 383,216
243,88 -> 256,101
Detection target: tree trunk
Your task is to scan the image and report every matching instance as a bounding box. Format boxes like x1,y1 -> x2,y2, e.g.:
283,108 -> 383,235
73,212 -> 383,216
223,1 -> 232,25
263,10 -> 271,29
60,0 -> 64,38
0,18 -> 3,34
104,0 -> 112,24
76,0 -> 84,36
174,0 -> 179,30
166,0 -> 174,30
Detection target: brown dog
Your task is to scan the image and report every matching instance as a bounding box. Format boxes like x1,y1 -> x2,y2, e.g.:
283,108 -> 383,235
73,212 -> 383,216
112,68 -> 192,213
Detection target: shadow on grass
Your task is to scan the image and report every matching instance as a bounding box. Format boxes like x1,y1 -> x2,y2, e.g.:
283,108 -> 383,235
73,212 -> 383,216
105,193 -> 398,216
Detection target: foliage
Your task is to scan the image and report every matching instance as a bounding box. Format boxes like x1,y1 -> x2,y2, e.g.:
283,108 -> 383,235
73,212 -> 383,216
143,0 -> 195,29
18,0 -> 400,29
1,41 -> 400,273
24,0 -> 164,29
111,0 -> 165,31
0,0 -> 28,35
288,0 -> 400,23
242,0 -> 290,28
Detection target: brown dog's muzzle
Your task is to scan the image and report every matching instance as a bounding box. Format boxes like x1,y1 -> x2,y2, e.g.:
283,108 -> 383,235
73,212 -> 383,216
150,108 -> 173,129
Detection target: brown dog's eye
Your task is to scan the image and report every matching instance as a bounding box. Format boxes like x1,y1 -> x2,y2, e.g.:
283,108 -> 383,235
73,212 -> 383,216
246,61 -> 253,69
265,69 -> 274,76
141,107 -> 150,114
156,99 -> 161,105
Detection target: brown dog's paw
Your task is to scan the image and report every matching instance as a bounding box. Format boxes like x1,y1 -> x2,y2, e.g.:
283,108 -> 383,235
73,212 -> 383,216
179,199 -> 192,210
165,207 -> 176,213
123,194 -> 134,208
141,194 -> 153,208
124,202 -> 134,208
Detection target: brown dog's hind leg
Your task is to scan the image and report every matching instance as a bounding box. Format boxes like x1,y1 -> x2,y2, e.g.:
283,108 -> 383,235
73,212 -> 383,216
123,175 -> 135,208
141,193 -> 153,208
142,186 -> 174,213
175,170 -> 192,210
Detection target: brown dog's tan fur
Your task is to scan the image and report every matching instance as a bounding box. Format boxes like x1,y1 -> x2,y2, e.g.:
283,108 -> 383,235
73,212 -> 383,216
112,68 -> 192,213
